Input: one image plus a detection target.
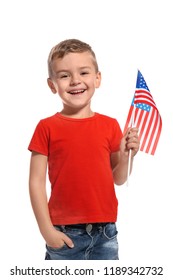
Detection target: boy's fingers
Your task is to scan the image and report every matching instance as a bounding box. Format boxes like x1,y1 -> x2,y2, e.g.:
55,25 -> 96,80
124,127 -> 138,139
63,235 -> 74,248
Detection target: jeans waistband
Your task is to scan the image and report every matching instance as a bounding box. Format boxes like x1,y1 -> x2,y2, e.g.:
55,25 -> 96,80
56,222 -> 114,230
68,222 -> 111,228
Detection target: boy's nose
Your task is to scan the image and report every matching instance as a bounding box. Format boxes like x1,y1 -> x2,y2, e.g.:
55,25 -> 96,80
70,74 -> 81,85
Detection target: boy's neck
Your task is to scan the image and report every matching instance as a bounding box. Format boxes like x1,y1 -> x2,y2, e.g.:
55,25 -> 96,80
60,106 -> 95,119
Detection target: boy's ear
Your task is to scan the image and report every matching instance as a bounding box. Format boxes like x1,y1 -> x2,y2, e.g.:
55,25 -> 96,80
47,78 -> 57,94
95,71 -> 101,88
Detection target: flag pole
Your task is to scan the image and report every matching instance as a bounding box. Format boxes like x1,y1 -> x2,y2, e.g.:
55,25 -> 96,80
126,69 -> 139,186
126,100 -> 136,186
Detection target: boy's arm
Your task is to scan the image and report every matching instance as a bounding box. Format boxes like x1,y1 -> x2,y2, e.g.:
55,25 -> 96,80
111,127 -> 139,185
29,152 -> 74,248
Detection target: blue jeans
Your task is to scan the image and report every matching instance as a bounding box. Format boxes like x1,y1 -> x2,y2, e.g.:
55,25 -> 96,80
45,223 -> 119,260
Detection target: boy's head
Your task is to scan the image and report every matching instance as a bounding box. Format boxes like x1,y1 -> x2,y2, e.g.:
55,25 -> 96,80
48,39 -> 99,78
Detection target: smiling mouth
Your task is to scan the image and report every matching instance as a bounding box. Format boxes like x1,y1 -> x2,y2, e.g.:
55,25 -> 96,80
68,90 -> 85,95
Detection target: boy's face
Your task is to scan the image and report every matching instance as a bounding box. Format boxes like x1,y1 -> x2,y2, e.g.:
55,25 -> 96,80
47,52 -> 101,112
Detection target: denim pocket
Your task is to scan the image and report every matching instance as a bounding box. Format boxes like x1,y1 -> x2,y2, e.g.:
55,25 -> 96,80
46,225 -> 86,253
46,243 -> 66,252
103,223 -> 118,240
46,226 -> 68,252
45,242 -> 72,260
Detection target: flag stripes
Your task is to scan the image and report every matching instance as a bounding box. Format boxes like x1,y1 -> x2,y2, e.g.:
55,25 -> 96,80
123,70 -> 162,155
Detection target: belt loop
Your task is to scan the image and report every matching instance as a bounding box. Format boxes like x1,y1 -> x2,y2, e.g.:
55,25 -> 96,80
86,224 -> 93,233
61,225 -> 66,232
98,224 -> 103,233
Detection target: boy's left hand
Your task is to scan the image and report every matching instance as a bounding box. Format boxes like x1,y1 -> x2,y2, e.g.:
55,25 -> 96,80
120,127 -> 140,158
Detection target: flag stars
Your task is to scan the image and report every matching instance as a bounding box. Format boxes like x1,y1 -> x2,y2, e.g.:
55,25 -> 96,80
135,103 -> 151,112
137,72 -> 150,91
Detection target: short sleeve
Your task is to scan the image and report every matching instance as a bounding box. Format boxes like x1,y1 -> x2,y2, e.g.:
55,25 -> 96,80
110,119 -> 123,152
28,120 -> 49,156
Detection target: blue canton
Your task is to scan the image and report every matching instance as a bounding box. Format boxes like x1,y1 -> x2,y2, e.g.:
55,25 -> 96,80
136,70 -> 150,91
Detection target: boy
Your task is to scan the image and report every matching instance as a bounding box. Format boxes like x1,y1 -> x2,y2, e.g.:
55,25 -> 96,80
28,39 -> 139,260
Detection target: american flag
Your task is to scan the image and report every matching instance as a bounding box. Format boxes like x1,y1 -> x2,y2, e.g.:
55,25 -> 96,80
124,70 -> 162,155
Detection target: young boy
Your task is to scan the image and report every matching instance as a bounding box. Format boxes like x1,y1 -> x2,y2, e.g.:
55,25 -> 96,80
28,39 -> 139,260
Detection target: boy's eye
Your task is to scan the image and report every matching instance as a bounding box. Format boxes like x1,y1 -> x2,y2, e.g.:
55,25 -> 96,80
60,74 -> 69,78
81,71 -> 89,75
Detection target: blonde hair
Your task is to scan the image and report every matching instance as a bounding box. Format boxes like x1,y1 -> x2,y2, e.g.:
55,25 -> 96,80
48,39 -> 99,77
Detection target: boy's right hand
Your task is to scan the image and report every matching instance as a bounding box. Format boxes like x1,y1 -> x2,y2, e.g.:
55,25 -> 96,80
45,227 -> 74,249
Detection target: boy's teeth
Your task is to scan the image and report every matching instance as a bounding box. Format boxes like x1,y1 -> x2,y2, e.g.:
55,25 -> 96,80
70,90 -> 84,94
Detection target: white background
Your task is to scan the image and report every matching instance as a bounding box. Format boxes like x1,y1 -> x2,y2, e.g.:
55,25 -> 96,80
1,0 -> 172,278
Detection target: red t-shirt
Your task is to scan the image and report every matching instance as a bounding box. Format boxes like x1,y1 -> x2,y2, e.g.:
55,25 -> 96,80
28,113 -> 123,225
